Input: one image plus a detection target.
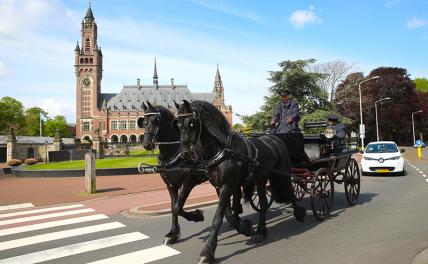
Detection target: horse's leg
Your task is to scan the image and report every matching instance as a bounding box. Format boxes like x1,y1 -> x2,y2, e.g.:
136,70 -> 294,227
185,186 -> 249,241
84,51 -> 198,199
224,191 -> 252,237
198,184 -> 231,264
252,176 -> 268,242
164,185 -> 181,245
177,180 -> 204,222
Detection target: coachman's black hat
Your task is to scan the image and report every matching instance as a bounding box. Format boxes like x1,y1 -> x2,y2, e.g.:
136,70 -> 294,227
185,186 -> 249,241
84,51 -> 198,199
280,90 -> 290,97
327,114 -> 339,121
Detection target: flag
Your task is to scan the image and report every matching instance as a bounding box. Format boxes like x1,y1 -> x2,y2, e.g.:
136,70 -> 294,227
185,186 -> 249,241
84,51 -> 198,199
40,112 -> 47,122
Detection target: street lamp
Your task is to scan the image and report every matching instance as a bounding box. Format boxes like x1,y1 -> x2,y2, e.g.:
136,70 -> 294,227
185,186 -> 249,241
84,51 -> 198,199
412,110 -> 423,146
375,97 -> 391,141
358,76 -> 380,150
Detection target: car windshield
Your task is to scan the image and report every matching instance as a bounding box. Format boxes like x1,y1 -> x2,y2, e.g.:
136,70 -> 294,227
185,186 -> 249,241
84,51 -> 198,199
365,143 -> 398,153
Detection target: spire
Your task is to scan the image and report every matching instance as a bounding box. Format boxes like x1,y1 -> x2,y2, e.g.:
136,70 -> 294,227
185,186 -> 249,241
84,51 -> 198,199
153,58 -> 159,90
85,1 -> 94,20
75,41 -> 80,52
215,64 -> 222,82
153,58 -> 158,79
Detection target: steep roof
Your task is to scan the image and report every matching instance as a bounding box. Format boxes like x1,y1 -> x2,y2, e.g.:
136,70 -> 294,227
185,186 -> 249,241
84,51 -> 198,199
102,85 -> 216,112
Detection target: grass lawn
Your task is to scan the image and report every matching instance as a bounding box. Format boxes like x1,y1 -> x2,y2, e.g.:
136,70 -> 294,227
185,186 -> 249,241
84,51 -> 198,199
24,156 -> 158,170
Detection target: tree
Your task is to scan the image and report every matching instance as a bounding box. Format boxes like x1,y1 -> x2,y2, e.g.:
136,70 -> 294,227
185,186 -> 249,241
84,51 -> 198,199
333,67 -> 422,145
414,77 -> 428,92
23,107 -> 48,136
0,96 -> 25,134
307,60 -> 355,101
240,59 -> 325,131
44,115 -> 72,138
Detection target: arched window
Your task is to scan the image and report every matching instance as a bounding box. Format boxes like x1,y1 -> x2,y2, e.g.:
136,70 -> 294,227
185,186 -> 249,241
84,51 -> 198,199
89,58 -> 93,64
138,134 -> 144,142
85,38 -> 91,53
85,58 -> 89,63
80,58 -> 84,64
129,134 -> 137,142
111,135 -> 118,142
120,135 -> 128,142
83,135 -> 91,141
27,147 -> 34,158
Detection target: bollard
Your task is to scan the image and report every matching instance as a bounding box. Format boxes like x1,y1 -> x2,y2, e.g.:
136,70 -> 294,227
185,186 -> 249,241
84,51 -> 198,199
85,152 -> 96,194
418,147 -> 422,158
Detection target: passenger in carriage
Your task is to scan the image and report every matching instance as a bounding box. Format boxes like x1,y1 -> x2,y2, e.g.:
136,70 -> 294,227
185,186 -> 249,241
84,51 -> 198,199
270,90 -> 311,167
326,114 -> 346,140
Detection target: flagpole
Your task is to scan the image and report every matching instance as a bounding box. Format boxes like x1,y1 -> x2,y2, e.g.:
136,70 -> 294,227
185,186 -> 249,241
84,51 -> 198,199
40,112 -> 42,137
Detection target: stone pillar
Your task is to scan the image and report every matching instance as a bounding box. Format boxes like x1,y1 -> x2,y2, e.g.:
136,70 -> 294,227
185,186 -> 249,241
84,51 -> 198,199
92,129 -> 104,159
85,152 -> 96,194
53,129 -> 62,151
6,128 -> 17,162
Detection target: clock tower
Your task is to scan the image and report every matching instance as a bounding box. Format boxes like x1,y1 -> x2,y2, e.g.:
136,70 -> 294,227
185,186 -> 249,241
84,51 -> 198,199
74,3 -> 103,139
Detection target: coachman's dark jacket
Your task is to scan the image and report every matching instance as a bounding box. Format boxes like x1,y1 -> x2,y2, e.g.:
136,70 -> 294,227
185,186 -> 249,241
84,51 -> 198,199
271,99 -> 301,133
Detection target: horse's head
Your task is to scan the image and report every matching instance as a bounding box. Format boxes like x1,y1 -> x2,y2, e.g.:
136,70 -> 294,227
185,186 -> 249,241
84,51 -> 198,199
138,102 -> 161,151
174,100 -> 201,161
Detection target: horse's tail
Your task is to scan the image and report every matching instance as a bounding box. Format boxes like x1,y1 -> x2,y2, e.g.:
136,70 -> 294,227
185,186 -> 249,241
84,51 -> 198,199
268,136 -> 295,204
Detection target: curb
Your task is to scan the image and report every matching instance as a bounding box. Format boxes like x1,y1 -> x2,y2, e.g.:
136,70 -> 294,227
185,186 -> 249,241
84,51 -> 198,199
124,198 -> 219,218
412,247 -> 428,264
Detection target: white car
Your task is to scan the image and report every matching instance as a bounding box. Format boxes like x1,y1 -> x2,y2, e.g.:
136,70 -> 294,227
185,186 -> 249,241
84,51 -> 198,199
361,141 -> 405,176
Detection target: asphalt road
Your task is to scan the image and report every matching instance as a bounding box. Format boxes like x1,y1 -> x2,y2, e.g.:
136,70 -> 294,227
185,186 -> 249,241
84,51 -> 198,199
1,160 -> 428,264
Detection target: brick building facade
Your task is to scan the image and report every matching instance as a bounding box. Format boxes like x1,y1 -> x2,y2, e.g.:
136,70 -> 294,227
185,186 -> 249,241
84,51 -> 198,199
75,5 -> 232,142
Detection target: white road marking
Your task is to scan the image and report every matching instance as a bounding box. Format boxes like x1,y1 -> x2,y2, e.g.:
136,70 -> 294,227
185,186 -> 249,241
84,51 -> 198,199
0,232 -> 149,264
0,222 -> 125,251
0,203 -> 34,212
423,174 -> 427,177
87,245 -> 180,264
0,214 -> 108,237
420,171 -> 424,174
0,204 -> 84,219
0,208 -> 94,226
426,179 -> 428,183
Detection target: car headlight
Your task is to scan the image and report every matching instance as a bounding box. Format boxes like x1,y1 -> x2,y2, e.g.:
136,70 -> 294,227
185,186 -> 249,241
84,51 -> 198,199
363,156 -> 376,161
388,156 -> 401,160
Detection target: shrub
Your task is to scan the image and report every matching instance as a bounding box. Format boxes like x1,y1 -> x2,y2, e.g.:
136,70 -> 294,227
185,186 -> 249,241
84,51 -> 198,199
24,158 -> 38,165
7,159 -> 23,166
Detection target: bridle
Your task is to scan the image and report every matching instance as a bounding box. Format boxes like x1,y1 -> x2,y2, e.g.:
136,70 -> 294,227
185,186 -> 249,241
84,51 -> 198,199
175,108 -> 203,161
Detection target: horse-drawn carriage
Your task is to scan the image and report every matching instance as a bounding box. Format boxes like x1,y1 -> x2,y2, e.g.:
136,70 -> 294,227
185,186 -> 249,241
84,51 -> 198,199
137,100 -> 361,263
249,120 -> 361,221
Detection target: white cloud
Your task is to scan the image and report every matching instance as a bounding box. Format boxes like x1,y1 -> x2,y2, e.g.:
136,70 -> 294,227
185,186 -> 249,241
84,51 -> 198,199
40,98 -> 74,122
0,61 -> 8,77
385,0 -> 400,7
189,0 -> 260,22
406,17 -> 428,29
289,6 -> 322,29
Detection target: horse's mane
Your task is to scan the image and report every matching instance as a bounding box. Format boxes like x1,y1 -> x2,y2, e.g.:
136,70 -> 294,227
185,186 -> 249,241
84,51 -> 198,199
191,100 -> 231,143
156,105 -> 175,120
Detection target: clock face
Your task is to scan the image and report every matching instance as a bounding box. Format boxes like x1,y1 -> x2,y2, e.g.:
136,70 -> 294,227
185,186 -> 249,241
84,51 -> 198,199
82,77 -> 91,88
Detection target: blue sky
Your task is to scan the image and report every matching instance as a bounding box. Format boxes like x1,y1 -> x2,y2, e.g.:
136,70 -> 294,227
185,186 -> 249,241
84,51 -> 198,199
0,0 -> 427,124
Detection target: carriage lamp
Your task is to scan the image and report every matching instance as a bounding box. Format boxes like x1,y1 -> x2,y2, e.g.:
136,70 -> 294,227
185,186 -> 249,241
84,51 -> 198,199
324,127 -> 336,139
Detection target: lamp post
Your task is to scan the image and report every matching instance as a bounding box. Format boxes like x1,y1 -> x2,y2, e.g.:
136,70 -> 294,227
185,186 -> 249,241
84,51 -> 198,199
412,110 -> 423,146
358,76 -> 380,150
44,140 -> 48,164
375,97 -> 391,141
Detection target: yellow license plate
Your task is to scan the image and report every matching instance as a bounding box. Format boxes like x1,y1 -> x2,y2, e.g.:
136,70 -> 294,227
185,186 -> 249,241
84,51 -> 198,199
376,169 -> 389,173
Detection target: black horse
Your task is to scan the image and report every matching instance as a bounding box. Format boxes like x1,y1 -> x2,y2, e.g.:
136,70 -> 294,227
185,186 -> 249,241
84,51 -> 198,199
138,102 -> 251,245
175,100 -> 306,264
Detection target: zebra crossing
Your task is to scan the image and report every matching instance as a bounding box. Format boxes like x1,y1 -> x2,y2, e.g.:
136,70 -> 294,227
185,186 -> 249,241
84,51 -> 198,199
0,203 -> 180,264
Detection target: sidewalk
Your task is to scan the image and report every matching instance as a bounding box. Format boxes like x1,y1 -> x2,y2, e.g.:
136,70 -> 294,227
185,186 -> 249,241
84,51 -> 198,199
0,164 -> 218,215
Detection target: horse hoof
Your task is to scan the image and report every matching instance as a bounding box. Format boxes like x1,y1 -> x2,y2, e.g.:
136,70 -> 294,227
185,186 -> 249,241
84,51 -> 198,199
198,255 -> 215,264
163,234 -> 180,245
192,209 -> 204,222
240,219 -> 253,237
251,232 -> 266,243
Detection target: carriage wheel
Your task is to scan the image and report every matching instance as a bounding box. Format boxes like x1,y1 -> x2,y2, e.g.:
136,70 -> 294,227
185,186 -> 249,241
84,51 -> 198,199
250,180 -> 274,212
344,158 -> 361,205
292,181 -> 306,201
310,168 -> 334,221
